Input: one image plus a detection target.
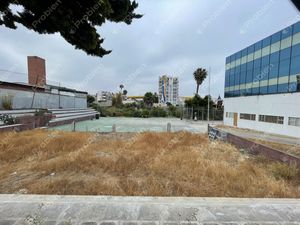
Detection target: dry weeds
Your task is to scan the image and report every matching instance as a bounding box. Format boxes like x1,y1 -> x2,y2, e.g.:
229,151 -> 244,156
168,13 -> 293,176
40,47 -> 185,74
250,138 -> 300,157
0,130 -> 299,197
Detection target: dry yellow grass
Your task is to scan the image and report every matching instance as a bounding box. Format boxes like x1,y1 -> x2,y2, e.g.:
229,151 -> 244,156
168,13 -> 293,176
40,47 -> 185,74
0,130 -> 299,197
249,138 -> 300,157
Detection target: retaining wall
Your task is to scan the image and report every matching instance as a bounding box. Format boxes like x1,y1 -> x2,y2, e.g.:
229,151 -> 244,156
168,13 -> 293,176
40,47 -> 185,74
208,125 -> 300,167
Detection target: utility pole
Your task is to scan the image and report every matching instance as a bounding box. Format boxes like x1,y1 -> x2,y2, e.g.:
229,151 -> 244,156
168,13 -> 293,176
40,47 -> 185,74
207,67 -> 211,123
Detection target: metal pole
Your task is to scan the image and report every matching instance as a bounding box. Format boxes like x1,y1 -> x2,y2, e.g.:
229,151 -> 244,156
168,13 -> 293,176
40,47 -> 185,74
207,67 -> 211,123
58,82 -> 61,109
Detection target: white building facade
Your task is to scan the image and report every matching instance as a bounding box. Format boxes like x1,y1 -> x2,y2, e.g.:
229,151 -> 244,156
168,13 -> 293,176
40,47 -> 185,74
224,21 -> 300,138
158,75 -> 179,105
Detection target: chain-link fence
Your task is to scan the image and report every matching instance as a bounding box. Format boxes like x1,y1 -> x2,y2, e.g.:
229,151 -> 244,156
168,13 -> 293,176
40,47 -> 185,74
182,107 -> 224,121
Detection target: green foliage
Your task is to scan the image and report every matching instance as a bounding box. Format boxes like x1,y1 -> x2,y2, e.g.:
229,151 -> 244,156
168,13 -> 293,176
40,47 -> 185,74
87,95 -> 95,107
270,163 -> 299,181
34,109 -> 48,116
0,0 -> 142,57
0,114 -> 15,125
123,89 -> 128,96
168,104 -> 181,118
99,106 -> 169,118
184,94 -> 214,108
1,95 -> 13,110
150,107 -> 167,117
112,93 -> 123,107
143,92 -> 158,108
194,68 -> 208,95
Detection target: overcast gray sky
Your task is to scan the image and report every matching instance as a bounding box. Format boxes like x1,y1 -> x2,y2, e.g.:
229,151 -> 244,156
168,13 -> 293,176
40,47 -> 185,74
0,0 -> 299,98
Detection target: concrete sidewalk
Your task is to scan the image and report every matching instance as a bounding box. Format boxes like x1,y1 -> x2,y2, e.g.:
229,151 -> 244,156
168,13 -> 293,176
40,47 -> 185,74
217,126 -> 300,146
0,195 -> 299,224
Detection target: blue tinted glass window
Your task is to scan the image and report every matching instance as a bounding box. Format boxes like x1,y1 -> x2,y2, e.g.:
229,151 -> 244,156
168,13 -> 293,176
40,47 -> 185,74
279,58 -> 290,77
235,73 -> 240,85
245,87 -> 252,95
236,51 -> 242,59
240,71 -> 246,84
246,69 -> 253,83
253,68 -> 261,81
278,83 -> 289,93
281,26 -> 293,39
260,65 -> 270,81
226,57 -> 230,64
230,54 -> 235,62
271,31 -> 281,44
235,90 -> 240,97
270,52 -> 280,63
290,55 -> 300,74
255,41 -> 262,51
261,68 -> 268,81
241,63 -> 247,71
254,58 -> 261,68
225,71 -> 230,87
261,55 -> 270,66
248,45 -> 255,54
247,61 -> 254,70
230,74 -> 235,86
235,66 -> 241,74
240,88 -> 246,96
262,36 -> 271,47
268,84 -> 277,93
292,43 -> 300,57
242,48 -> 248,57
293,21 -> 300,34
280,47 -> 291,60
288,82 -> 297,92
252,88 -> 259,95
259,86 -> 268,94
269,63 -> 279,79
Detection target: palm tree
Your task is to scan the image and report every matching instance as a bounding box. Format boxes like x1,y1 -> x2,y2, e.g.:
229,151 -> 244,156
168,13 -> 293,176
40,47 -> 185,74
193,68 -> 207,95
119,84 -> 124,92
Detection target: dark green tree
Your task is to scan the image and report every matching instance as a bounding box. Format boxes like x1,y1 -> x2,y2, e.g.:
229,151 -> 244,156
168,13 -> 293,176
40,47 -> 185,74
0,0 -> 142,57
143,92 -> 156,108
87,94 -> 95,106
193,68 -> 208,95
123,89 -> 128,96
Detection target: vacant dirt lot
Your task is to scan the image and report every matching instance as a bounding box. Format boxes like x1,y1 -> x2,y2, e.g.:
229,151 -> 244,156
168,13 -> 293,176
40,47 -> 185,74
0,130 -> 299,197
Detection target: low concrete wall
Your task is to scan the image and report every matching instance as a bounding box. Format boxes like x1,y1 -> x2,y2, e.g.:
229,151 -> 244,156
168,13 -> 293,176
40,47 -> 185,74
48,115 -> 96,127
0,88 -> 87,109
208,125 -> 300,167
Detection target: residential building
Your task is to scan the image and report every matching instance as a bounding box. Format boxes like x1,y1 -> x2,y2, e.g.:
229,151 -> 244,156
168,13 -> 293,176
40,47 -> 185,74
158,75 -> 179,105
224,21 -> 300,138
96,91 -> 113,107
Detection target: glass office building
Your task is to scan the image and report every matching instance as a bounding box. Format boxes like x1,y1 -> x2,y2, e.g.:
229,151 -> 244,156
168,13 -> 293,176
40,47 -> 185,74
225,21 -> 300,98
223,21 -> 300,138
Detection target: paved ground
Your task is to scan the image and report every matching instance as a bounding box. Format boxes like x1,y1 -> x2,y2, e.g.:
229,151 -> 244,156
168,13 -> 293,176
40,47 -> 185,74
0,195 -> 299,225
217,126 -> 300,146
50,117 -> 222,133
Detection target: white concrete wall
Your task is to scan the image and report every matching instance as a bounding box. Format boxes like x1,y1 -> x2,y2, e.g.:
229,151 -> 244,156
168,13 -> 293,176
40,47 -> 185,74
224,92 -> 300,138
0,88 -> 87,109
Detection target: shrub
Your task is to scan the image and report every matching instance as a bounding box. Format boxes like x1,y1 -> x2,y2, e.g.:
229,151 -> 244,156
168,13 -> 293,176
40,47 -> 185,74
141,109 -> 150,118
269,162 -> 299,181
0,114 -> 16,125
1,95 -> 13,110
35,109 -> 48,116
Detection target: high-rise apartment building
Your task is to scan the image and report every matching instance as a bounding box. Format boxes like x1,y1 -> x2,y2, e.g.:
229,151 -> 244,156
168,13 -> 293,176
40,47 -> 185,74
158,75 -> 179,105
